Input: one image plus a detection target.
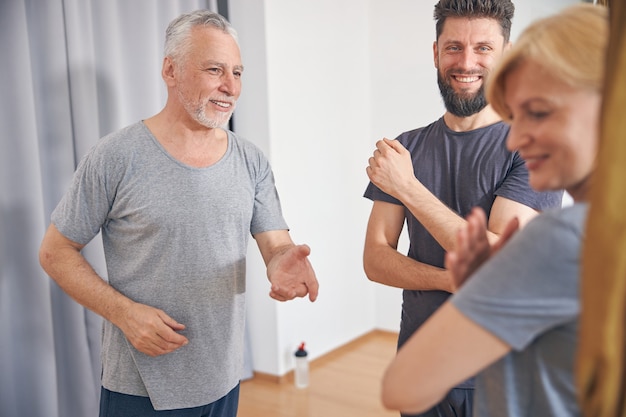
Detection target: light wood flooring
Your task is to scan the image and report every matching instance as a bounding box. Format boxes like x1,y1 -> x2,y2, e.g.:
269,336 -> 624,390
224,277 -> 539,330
237,330 -> 399,417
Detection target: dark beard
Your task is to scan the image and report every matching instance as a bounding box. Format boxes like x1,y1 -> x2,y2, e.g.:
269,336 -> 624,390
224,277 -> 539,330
437,71 -> 487,117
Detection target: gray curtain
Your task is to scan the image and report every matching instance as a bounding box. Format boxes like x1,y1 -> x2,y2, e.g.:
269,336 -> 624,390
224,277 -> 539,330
0,1 -> 252,416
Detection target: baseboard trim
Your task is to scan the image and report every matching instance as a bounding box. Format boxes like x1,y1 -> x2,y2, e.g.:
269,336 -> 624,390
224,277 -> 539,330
249,329 -> 398,385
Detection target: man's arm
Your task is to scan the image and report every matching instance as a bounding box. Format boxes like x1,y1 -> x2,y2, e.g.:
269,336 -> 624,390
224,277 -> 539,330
446,207 -> 520,291
253,230 -> 319,302
381,302 -> 510,414
363,200 -> 452,292
39,224 -> 188,356
367,138 -> 538,250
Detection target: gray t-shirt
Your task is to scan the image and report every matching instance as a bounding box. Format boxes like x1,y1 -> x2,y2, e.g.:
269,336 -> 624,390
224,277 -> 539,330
51,122 -> 288,410
452,203 -> 587,417
364,117 -> 563,388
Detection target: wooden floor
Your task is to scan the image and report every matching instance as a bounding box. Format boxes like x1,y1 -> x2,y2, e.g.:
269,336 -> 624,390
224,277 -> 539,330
237,330 -> 399,417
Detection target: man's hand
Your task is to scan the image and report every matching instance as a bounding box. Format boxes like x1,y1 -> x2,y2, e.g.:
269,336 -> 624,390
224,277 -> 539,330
445,207 -> 519,291
117,302 -> 189,357
366,138 -> 417,201
267,244 -> 319,302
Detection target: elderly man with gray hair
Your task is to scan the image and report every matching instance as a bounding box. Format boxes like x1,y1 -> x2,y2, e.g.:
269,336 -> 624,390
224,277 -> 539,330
39,10 -> 318,417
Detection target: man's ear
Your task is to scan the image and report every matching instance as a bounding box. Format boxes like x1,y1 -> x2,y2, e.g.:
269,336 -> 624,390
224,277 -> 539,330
433,41 -> 439,69
162,56 -> 176,86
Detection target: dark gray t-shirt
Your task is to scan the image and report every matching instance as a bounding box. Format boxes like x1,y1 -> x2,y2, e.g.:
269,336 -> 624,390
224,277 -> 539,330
452,203 -> 586,416
363,117 -> 563,388
51,122 -> 288,410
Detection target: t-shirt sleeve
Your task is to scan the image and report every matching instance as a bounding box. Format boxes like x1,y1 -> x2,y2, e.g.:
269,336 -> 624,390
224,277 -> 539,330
363,181 -> 402,205
496,151 -> 563,211
249,152 -> 289,235
51,147 -> 115,245
450,207 -> 585,351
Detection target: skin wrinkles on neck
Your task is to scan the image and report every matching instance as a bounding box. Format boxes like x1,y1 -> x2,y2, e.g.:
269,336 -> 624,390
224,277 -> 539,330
144,112 -> 229,168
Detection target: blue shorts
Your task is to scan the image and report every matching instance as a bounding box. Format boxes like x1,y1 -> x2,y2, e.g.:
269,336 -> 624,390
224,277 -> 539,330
99,384 -> 240,417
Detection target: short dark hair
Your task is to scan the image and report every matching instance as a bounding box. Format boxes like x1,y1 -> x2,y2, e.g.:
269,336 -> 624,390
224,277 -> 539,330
434,0 -> 515,42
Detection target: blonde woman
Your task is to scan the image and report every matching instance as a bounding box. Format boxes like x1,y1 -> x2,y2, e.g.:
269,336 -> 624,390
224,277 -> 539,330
381,4 -> 608,417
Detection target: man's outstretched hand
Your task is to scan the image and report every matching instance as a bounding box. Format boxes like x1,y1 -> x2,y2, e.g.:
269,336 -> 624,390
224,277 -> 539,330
267,244 -> 319,302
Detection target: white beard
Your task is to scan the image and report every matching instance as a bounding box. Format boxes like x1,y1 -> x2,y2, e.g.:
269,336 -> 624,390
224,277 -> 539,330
177,89 -> 235,128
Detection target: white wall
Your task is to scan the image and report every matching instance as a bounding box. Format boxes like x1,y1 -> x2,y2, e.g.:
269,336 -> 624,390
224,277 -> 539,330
230,0 -> 579,377
230,0 -> 376,376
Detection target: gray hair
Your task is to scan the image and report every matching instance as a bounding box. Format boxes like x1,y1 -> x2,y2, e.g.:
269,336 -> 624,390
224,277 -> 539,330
164,10 -> 238,63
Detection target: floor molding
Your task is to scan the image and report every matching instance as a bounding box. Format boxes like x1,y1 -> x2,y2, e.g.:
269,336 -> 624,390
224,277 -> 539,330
249,329 -> 398,384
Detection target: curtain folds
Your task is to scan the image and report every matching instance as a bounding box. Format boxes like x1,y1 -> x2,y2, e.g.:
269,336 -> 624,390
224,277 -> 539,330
578,1 -> 626,416
1,1 -> 224,416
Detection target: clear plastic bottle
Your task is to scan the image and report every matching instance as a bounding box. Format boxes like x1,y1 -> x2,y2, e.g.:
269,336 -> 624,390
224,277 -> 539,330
294,342 -> 309,388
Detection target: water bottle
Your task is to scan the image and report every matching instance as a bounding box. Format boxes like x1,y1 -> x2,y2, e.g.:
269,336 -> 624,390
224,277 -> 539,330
294,342 -> 309,388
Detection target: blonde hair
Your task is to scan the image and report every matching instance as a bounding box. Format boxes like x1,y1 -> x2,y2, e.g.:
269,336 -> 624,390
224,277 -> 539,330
487,3 -> 609,121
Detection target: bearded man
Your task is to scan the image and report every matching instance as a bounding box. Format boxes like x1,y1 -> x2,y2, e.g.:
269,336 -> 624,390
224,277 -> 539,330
362,1 -> 562,416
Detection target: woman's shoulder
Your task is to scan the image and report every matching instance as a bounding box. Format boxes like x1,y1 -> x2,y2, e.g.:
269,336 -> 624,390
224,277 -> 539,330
526,203 -> 588,237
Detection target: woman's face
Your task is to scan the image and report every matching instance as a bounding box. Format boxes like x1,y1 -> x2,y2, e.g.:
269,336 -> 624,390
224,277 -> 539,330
504,59 -> 602,201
